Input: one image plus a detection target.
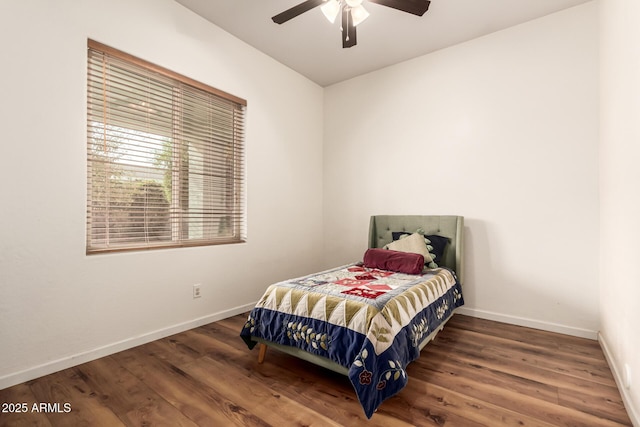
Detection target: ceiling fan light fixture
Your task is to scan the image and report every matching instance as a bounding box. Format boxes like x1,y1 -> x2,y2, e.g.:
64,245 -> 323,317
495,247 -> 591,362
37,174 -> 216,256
350,5 -> 370,26
321,0 -> 341,23
272,0 -> 432,48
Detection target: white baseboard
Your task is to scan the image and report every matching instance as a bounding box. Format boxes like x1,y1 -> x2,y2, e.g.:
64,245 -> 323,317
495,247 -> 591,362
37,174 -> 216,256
0,303 -> 255,391
598,332 -> 640,427
456,307 -> 598,340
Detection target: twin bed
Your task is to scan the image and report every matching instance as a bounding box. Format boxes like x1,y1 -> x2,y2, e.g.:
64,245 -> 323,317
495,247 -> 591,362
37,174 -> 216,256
240,215 -> 465,418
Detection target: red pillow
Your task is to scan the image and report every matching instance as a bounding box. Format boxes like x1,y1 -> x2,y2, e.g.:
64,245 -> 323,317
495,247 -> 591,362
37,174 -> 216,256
363,248 -> 424,275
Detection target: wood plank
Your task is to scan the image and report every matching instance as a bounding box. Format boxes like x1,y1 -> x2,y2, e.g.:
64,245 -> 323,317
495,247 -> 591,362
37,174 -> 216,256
111,346 -> 268,426
411,354 -> 629,426
147,333 -> 206,367
416,351 -> 563,405
181,355 -> 346,427
400,378 -> 558,427
428,327 -> 621,396
74,356 -> 200,427
0,313 -> 631,426
27,369 -> 125,426
215,313 -> 249,331
449,315 -> 604,360
0,383 -> 53,427
203,335 -> 404,426
444,318 -> 611,371
448,326 -> 616,386
557,387 -> 631,426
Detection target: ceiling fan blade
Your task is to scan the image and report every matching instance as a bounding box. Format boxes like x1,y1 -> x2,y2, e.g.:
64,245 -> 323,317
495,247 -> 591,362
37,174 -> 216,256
342,7 -> 357,48
272,0 -> 326,24
368,0 -> 431,16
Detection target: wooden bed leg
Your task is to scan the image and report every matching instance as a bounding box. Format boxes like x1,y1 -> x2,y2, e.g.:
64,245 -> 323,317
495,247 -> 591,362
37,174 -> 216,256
257,343 -> 267,364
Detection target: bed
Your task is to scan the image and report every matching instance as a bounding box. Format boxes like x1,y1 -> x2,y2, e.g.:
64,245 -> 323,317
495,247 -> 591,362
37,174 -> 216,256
240,215 -> 464,418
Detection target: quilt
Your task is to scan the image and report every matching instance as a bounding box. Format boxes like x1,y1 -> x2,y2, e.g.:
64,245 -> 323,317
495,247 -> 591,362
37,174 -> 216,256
240,263 -> 464,418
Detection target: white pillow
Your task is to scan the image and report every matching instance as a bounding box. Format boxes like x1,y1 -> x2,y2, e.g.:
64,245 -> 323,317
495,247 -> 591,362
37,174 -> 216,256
384,232 -> 434,263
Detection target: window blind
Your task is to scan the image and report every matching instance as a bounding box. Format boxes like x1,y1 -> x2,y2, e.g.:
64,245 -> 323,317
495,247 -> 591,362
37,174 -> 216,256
86,40 -> 246,254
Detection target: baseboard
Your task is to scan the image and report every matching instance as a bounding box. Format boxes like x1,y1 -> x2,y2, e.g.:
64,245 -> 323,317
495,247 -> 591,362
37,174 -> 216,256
0,303 -> 255,391
599,332 -> 640,427
456,307 -> 598,340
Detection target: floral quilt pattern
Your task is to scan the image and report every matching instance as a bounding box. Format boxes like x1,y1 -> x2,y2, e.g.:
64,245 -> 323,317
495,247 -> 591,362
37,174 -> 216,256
240,263 -> 464,418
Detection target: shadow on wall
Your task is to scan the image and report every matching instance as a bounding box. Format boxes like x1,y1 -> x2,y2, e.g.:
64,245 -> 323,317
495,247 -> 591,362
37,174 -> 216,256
462,218 -> 598,339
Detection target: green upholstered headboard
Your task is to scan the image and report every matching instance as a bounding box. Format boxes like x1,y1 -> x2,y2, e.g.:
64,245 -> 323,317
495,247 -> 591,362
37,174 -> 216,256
368,215 -> 464,285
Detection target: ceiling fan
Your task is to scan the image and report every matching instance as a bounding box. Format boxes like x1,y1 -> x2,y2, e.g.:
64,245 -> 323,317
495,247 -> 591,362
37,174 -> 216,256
272,0 -> 431,48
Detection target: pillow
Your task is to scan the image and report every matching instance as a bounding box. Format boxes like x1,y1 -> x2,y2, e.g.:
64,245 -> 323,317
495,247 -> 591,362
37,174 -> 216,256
363,248 -> 424,275
391,231 -> 450,268
423,234 -> 450,265
384,232 -> 433,264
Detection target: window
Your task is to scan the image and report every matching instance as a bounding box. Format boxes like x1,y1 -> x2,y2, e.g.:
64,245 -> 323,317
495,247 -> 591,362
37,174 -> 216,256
86,40 -> 246,253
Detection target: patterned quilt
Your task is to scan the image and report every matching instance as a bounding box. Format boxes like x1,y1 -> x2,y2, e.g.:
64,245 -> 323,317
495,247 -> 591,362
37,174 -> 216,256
240,263 -> 464,418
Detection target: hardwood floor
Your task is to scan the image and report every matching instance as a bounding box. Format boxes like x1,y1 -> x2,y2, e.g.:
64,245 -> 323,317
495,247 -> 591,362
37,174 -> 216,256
0,314 -> 632,426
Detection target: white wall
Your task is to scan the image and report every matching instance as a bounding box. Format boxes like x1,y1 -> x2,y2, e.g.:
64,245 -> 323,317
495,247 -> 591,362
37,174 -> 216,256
323,3 -> 600,338
0,0 -> 324,388
599,0 -> 640,423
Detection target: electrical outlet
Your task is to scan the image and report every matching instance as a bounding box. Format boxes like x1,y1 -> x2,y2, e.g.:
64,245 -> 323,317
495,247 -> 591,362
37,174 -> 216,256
193,284 -> 202,299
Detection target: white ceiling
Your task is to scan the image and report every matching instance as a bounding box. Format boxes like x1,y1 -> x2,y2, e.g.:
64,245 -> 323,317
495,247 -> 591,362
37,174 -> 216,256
174,0 -> 592,87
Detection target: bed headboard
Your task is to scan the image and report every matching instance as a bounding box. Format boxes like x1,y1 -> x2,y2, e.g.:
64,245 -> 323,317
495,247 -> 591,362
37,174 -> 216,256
368,215 -> 464,285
